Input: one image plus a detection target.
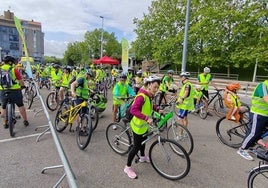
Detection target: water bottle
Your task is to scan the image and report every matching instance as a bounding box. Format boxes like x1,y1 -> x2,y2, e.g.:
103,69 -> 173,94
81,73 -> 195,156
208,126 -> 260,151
153,111 -> 173,129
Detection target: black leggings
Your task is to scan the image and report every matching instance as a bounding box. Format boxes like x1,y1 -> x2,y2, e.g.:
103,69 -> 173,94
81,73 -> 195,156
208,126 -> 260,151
127,131 -> 147,166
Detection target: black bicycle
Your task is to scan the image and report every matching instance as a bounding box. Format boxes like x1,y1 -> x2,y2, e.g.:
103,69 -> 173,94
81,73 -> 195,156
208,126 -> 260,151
247,147 -> 268,188
4,91 -> 19,137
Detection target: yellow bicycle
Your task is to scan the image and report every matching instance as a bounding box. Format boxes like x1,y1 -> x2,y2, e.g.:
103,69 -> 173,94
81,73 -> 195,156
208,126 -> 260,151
54,98 -> 92,150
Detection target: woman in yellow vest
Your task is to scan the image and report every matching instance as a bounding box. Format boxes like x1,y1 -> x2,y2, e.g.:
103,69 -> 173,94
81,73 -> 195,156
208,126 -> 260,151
237,80 -> 268,161
176,72 -> 195,134
124,75 -> 161,179
59,66 -> 72,102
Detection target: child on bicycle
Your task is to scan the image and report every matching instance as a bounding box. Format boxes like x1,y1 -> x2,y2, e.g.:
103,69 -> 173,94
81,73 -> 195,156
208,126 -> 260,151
193,85 -> 205,112
223,82 -> 245,121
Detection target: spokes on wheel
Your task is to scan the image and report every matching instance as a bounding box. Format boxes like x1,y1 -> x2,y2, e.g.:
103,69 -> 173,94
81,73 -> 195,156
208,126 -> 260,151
76,114 -> 92,150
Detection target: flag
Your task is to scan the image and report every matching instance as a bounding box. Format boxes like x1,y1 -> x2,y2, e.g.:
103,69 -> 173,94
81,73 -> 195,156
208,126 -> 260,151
14,15 -> 33,79
121,38 -> 129,73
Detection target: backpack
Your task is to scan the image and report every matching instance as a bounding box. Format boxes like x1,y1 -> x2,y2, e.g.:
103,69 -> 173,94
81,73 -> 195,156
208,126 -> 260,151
0,67 -> 14,89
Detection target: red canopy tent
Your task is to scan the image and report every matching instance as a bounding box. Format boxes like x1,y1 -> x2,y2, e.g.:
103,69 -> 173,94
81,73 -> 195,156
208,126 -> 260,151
93,56 -> 120,65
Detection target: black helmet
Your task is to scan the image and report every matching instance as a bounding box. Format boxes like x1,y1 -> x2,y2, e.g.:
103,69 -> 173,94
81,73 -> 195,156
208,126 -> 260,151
53,64 -> 61,69
86,69 -> 94,77
3,56 -> 16,64
167,70 -> 174,74
64,65 -> 71,72
119,73 -> 127,80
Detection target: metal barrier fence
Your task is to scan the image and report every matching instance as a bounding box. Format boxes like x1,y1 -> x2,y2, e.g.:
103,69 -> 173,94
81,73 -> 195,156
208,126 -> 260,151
34,81 -> 78,188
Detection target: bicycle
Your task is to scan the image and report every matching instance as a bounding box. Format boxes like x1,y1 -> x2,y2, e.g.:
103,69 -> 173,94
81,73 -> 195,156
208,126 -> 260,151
54,98 -> 93,150
115,96 -> 134,123
153,89 -> 177,106
22,79 -> 37,109
39,77 -> 51,90
215,107 -> 266,149
247,147 -> 268,188
207,88 -> 227,117
46,85 -> 60,111
96,81 -> 108,99
3,91 -> 21,137
106,112 -> 191,180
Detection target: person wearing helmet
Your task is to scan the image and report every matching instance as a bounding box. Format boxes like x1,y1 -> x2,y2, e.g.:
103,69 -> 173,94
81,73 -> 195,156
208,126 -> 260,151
126,67 -> 134,86
37,64 -> 49,89
0,56 -> 29,128
134,70 -> 143,94
58,66 -> 73,102
70,68 -> 95,126
158,69 -> 175,106
193,84 -> 206,112
197,67 -> 218,115
111,67 -> 119,86
112,73 -> 135,122
176,72 -> 195,134
237,80 -> 268,160
50,64 -> 63,89
124,75 -> 161,179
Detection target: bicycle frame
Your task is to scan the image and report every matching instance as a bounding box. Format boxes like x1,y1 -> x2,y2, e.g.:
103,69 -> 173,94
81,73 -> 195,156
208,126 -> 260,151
59,100 -> 87,124
208,89 -> 224,106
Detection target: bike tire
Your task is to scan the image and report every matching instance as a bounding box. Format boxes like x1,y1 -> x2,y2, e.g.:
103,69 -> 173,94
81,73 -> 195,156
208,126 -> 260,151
27,90 -> 34,109
215,116 -> 248,148
90,106 -> 99,131
76,114 -> 92,150
213,98 -> 228,117
199,105 -> 208,119
149,138 -> 191,180
54,104 -> 69,132
7,103 -> 15,137
30,84 -> 37,98
46,92 -> 59,111
106,122 -> 132,155
167,122 -> 194,156
247,165 -> 268,188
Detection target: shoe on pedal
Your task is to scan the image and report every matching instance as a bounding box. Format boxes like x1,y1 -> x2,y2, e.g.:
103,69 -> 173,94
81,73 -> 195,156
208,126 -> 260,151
124,166 -> 137,179
139,156 -> 150,163
23,120 -> 29,127
237,148 -> 254,161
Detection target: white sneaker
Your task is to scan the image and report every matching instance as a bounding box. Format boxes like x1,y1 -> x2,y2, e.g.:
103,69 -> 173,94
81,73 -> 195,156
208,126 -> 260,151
237,148 -> 254,161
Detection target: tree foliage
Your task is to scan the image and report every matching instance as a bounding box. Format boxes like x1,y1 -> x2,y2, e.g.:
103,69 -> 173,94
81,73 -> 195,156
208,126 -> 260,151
132,0 -> 268,73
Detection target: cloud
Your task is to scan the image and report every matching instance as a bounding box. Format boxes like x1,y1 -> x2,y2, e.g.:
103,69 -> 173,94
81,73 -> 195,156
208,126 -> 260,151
0,0 -> 152,58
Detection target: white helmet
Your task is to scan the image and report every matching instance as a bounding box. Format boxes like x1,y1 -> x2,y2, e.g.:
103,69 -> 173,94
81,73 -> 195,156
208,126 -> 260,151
204,67 -> 210,73
144,75 -> 161,84
180,72 -> 190,78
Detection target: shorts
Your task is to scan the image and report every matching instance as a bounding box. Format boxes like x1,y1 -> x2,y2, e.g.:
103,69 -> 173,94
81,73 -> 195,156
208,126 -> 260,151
177,109 -> 189,119
201,89 -> 209,100
75,98 -> 88,114
0,90 -> 24,109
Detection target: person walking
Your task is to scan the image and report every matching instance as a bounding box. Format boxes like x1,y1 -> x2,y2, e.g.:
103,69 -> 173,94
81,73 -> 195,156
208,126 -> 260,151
124,75 -> 161,179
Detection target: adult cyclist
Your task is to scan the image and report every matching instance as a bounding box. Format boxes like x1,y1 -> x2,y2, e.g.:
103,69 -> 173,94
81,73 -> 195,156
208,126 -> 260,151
158,70 -> 176,106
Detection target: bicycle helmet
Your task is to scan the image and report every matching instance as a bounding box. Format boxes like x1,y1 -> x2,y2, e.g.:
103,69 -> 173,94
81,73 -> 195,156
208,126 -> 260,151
204,67 -> 210,74
180,72 -> 190,78
86,69 -> 94,77
137,70 -> 142,75
167,70 -> 174,75
3,56 -> 16,64
119,73 -> 127,80
53,64 -> 61,69
64,65 -> 71,72
227,82 -> 241,91
144,75 -> 161,84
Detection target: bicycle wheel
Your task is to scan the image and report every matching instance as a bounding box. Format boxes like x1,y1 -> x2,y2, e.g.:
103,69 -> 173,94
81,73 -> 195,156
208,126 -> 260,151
54,104 -> 69,132
167,122 -> 194,155
7,103 -> 15,137
106,122 -> 132,155
76,114 -> 92,150
213,98 -> 228,117
30,83 -> 37,98
90,106 -> 99,131
46,92 -> 59,111
149,138 -> 191,180
215,116 -> 248,148
247,165 -> 268,188
26,90 -> 34,109
199,105 -> 208,119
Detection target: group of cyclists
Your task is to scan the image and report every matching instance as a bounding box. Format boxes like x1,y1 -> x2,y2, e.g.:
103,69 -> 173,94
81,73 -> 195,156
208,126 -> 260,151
1,55 -> 267,181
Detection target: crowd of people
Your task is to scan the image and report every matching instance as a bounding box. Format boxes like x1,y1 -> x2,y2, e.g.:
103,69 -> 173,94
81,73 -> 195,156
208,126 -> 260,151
1,55 -> 267,180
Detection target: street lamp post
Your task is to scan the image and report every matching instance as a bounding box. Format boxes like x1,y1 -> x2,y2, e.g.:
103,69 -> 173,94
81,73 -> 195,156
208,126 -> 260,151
100,16 -> 104,58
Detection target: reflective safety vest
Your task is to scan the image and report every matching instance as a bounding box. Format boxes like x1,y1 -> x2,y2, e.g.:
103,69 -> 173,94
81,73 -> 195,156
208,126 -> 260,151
0,64 -> 20,90
61,73 -> 72,88
198,73 -> 212,90
130,93 -> 152,135
51,69 -> 62,87
251,81 -> 268,116
76,78 -> 89,100
224,90 -> 241,108
177,81 -> 195,110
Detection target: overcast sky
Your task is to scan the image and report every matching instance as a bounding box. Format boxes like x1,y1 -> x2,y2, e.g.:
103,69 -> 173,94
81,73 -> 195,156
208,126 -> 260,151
0,0 -> 152,58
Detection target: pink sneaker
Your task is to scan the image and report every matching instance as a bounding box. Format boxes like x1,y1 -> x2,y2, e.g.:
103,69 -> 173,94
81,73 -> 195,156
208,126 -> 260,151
139,156 -> 150,163
124,166 -> 137,179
